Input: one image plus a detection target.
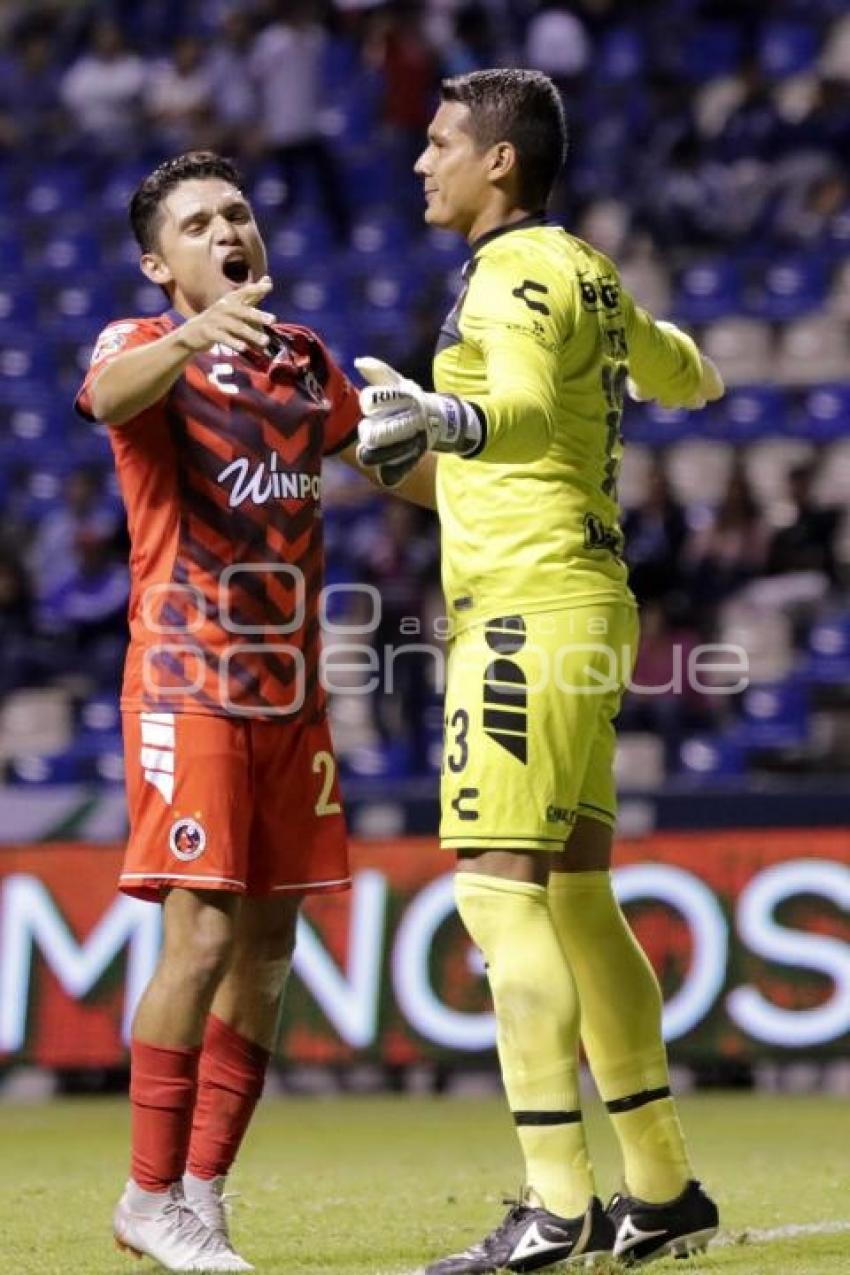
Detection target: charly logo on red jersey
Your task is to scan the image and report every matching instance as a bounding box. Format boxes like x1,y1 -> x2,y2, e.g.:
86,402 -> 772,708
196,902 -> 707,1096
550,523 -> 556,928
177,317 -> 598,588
217,452 -> 322,508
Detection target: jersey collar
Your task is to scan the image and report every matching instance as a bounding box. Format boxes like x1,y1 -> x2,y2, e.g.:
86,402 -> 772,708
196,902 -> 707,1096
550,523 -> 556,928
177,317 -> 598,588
469,211 -> 552,256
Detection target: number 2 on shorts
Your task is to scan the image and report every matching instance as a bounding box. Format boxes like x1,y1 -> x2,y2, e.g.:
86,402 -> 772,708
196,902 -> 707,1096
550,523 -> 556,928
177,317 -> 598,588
312,750 -> 341,816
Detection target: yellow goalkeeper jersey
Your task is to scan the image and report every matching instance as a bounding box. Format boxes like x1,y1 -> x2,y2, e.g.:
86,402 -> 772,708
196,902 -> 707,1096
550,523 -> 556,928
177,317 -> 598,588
433,214 -> 703,630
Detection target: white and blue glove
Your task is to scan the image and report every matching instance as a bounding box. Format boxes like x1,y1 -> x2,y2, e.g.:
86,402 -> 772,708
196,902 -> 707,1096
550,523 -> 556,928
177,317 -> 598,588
355,357 -> 483,487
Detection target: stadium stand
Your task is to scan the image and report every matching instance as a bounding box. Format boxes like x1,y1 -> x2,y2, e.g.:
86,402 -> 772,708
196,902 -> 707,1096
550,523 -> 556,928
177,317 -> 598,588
0,0 -> 847,791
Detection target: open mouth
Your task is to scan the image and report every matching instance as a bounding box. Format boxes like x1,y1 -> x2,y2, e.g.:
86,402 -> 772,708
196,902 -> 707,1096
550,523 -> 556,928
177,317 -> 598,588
221,254 -> 251,284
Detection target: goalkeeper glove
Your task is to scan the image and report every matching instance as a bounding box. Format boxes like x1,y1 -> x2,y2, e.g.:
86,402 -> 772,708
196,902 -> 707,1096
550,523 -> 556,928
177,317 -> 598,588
627,322 -> 725,410
355,357 -> 483,487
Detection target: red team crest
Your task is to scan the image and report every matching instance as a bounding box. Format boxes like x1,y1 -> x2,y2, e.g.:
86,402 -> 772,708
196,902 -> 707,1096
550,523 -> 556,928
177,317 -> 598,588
168,816 -> 206,861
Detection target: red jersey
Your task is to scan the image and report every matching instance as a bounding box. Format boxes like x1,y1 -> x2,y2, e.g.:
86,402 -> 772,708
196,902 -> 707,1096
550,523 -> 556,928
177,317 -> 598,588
75,312 -> 360,721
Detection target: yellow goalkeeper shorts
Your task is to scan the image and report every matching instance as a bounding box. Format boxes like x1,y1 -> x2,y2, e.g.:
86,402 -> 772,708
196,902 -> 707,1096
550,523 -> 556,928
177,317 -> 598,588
439,602 -> 639,852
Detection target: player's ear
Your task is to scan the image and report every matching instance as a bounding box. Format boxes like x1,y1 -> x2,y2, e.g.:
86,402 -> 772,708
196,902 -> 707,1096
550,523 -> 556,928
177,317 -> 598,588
489,141 -> 518,184
141,252 -> 173,288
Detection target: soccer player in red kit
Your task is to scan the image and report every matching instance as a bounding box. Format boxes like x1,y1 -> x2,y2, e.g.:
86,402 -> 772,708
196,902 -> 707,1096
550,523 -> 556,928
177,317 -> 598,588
76,151 -> 434,1272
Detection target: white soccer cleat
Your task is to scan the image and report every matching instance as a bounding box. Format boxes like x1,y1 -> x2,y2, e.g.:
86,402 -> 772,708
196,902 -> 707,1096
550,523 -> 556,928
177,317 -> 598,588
182,1173 -> 252,1269
113,1180 -> 253,1271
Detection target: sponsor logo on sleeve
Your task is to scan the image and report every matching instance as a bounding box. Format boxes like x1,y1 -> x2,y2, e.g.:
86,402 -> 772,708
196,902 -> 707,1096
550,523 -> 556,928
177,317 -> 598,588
91,322 -> 138,365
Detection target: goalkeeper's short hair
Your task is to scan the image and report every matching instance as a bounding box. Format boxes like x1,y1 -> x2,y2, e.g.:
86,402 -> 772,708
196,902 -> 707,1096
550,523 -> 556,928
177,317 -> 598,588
441,68 -> 567,210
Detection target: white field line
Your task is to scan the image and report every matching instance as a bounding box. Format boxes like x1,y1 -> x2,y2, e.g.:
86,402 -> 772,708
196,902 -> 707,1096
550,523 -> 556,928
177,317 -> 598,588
713,1220 -> 850,1247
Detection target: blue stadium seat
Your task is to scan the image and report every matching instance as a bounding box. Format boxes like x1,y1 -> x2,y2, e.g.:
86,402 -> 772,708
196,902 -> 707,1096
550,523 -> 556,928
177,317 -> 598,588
0,379 -> 54,415
345,256 -> 421,314
250,169 -> 289,216
422,700 -> 445,774
322,36 -> 362,89
42,277 -> 115,327
7,752 -> 96,785
339,740 -> 413,781
67,430 -> 113,469
777,0 -> 847,15
0,276 -> 31,324
0,333 -> 54,382
626,401 -> 699,445
825,206 -> 850,254
34,229 -> 101,275
281,269 -> 338,316
5,403 -> 68,447
79,693 -> 121,738
798,384 -> 850,441
67,726 -> 125,780
338,144 -> 394,203
417,227 -> 469,270
680,24 -> 743,79
677,734 -> 745,778
92,747 -> 125,784
359,272 -> 413,313
674,260 -> 743,323
267,214 -> 336,269
51,333 -> 97,387
322,332 -> 355,373
350,207 -> 411,257
758,21 -> 820,79
0,230 -> 23,271
733,678 -> 809,750
596,26 -> 646,81
24,168 -> 86,217
803,614 -> 850,684
102,230 -> 144,271
321,72 -> 381,145
17,464 -> 68,522
100,161 -> 149,215
746,257 -> 827,321
355,309 -> 413,364
711,385 -> 788,441
114,279 -> 165,318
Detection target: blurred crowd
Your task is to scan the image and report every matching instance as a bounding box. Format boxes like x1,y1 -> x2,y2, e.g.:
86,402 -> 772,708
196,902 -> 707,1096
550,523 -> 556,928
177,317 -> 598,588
1,0 -> 848,246
0,0 -> 848,783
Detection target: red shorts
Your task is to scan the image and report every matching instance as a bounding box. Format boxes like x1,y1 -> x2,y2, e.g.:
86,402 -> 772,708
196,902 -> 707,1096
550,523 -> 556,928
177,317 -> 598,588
121,711 -> 349,900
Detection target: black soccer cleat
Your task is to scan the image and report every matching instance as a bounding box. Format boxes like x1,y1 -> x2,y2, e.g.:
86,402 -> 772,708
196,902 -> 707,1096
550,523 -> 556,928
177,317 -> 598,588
418,1191 -> 615,1274
607,1179 -> 719,1264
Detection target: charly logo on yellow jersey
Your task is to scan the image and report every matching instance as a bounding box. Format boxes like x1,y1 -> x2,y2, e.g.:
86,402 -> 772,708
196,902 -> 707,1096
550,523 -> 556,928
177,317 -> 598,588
511,279 -> 551,316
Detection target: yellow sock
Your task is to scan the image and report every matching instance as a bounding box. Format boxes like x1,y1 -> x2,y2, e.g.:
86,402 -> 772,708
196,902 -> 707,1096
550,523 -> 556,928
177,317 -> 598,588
455,872 -> 594,1219
548,870 -> 693,1203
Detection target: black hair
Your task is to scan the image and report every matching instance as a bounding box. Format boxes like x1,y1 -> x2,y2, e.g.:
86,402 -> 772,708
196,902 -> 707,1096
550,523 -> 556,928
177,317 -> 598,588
441,68 -> 567,208
129,151 -> 245,253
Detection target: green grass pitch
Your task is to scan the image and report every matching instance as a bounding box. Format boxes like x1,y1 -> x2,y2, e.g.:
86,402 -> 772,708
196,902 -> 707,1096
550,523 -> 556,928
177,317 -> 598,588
2,1092 -> 848,1274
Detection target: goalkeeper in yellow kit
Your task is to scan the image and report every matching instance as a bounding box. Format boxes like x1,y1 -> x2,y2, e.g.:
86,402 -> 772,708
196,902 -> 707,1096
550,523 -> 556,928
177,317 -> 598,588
355,69 -> 724,1273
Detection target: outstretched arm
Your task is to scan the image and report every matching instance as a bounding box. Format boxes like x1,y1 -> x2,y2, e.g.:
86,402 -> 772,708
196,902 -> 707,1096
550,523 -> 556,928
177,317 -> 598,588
624,298 -> 724,409
87,278 -> 276,426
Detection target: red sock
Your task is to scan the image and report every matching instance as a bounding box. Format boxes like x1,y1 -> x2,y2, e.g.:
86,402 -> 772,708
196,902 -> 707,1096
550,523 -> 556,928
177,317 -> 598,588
130,1039 -> 201,1192
187,1016 -> 271,1180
